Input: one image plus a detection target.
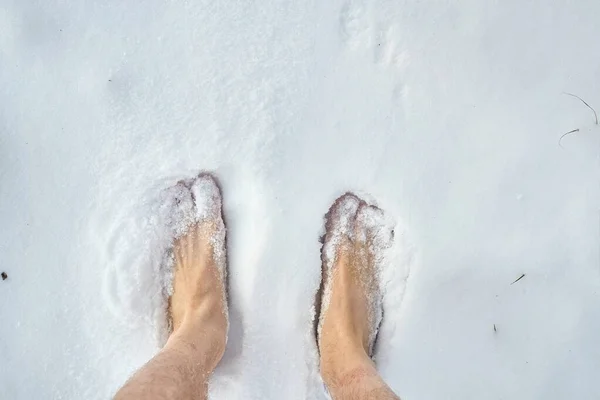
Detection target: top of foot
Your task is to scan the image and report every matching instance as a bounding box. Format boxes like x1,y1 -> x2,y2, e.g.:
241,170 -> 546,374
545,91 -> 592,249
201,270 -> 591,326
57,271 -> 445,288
167,173 -> 228,340
317,193 -> 392,359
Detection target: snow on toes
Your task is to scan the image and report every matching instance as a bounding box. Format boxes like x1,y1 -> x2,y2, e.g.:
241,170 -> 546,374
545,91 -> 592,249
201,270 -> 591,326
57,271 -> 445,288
157,181 -> 196,241
190,174 -> 227,277
190,173 -> 229,330
318,194 -> 361,343
355,203 -> 395,356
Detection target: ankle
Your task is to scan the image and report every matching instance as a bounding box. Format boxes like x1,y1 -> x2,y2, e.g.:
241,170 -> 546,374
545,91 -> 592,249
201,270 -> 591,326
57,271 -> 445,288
173,291 -> 226,328
320,335 -> 372,380
170,317 -> 226,368
320,349 -> 375,389
319,323 -> 370,362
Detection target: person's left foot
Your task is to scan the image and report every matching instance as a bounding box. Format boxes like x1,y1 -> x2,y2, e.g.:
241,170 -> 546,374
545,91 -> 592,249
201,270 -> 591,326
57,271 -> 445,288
168,173 -> 228,358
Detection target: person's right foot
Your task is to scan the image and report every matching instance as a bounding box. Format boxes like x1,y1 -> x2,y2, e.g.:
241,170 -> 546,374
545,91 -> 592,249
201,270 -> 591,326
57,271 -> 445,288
318,193 -> 387,385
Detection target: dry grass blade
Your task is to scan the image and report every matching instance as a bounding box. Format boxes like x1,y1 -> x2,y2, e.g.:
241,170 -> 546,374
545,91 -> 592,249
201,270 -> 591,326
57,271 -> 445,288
563,92 -> 598,125
558,128 -> 580,148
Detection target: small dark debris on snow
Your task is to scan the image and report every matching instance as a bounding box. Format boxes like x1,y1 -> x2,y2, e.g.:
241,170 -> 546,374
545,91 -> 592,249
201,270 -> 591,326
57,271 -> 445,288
1,272 -> 7,281
558,93 -> 599,147
493,324 -> 497,333
558,128 -> 579,148
563,92 -> 598,125
511,273 -> 526,285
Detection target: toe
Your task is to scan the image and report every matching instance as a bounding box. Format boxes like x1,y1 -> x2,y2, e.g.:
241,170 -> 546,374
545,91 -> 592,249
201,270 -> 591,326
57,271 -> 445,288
324,193 -> 361,242
160,181 -> 196,239
191,172 -> 223,222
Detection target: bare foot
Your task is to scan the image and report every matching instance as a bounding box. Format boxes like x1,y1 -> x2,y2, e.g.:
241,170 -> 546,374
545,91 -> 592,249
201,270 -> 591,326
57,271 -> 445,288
318,193 -> 397,398
168,173 -> 228,368
114,174 -> 229,400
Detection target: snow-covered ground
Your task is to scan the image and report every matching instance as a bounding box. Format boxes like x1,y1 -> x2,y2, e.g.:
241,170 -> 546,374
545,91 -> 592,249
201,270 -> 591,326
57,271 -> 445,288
1,0 -> 599,398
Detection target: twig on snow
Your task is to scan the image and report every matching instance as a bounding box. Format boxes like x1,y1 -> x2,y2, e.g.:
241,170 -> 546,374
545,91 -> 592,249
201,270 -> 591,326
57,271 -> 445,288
511,273 -> 526,285
563,92 -> 598,125
558,128 -> 580,148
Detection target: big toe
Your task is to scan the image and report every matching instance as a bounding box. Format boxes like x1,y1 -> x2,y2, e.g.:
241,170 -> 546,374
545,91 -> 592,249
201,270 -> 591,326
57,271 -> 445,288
191,172 -> 223,223
159,181 -> 196,238
323,193 -> 361,252
190,172 -> 227,272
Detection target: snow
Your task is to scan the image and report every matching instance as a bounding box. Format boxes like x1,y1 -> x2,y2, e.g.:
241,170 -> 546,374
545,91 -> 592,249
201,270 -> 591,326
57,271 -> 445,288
0,0 -> 599,399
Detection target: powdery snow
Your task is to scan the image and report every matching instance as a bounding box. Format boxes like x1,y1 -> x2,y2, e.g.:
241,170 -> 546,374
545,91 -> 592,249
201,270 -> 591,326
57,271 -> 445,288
1,0 -> 599,399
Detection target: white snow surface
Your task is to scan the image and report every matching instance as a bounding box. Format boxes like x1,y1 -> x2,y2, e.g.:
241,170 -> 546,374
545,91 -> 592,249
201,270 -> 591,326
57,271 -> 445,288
1,0 -> 599,399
